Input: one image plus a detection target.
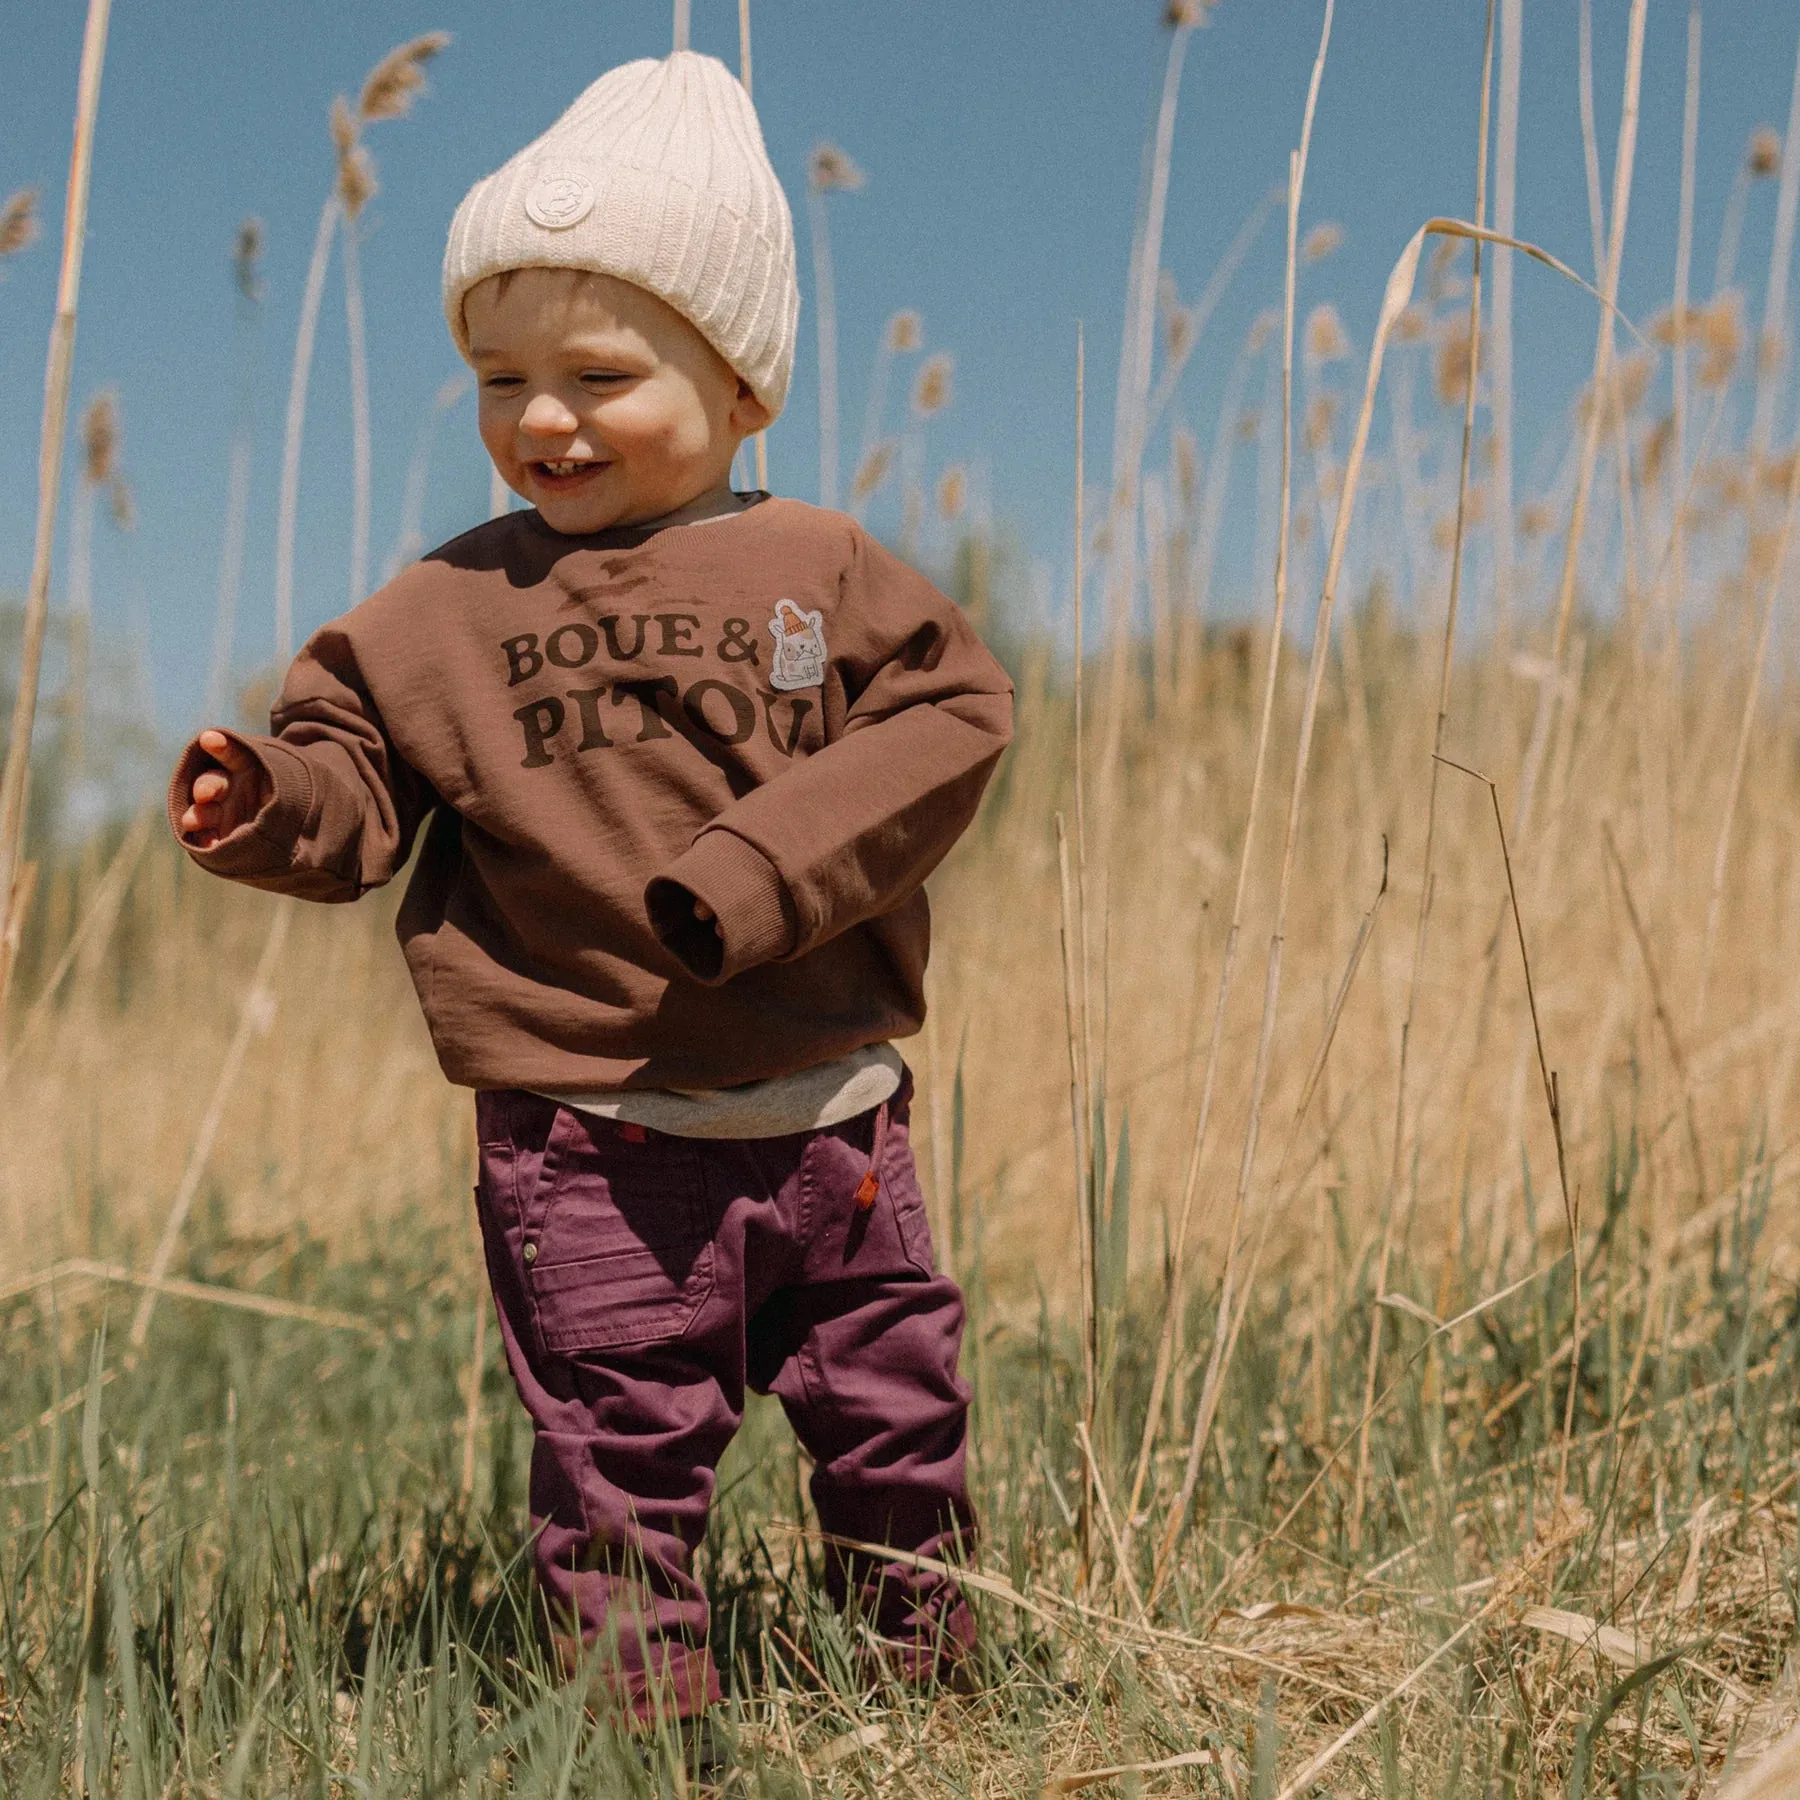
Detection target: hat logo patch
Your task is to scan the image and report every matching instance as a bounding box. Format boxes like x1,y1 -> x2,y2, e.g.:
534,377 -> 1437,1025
524,170 -> 596,230
768,600 -> 826,692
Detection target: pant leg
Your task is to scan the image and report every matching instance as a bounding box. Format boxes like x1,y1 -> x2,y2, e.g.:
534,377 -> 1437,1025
750,1073 -> 978,1673
474,1089 -> 748,1720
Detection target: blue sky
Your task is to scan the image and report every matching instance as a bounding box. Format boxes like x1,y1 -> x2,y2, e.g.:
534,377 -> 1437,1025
5,2 -> 1800,736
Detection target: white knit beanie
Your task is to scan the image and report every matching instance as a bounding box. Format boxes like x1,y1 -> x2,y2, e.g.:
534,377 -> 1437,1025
443,51 -> 799,418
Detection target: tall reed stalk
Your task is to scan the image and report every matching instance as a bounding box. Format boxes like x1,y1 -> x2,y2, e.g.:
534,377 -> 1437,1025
807,145 -> 864,512
0,0 -> 114,1014
1489,0 -> 1522,650
204,222 -> 264,724
1127,0 -> 1335,1534
272,192 -> 339,666
1751,28 -> 1800,460
272,35 -> 445,664
1353,0 -> 1498,1550
1098,4 -> 1199,794
1516,0 -> 1647,843
1147,208 -> 1595,1599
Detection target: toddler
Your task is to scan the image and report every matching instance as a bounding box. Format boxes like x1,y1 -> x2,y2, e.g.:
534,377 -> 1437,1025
173,50 -> 1012,1726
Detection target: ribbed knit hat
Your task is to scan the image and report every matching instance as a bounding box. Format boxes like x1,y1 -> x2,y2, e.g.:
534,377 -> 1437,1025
443,51 -> 799,418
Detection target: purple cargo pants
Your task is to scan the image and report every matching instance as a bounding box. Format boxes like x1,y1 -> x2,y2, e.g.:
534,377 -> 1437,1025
473,1071 -> 976,1718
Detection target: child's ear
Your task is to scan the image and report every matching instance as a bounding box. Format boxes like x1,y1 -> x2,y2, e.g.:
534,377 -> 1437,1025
731,379 -> 774,436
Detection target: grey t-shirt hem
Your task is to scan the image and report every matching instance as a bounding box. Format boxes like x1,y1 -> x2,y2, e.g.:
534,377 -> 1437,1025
534,1041 -> 904,1141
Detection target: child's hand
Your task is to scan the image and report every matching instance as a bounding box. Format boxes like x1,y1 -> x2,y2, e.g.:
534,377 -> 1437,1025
692,899 -> 722,938
179,730 -> 271,848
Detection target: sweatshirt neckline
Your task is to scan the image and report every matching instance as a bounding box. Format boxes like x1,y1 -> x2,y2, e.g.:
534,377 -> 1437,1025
516,490 -> 774,554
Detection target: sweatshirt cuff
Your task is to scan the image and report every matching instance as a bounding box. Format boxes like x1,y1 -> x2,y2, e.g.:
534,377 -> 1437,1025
167,732 -> 316,876
646,829 -> 798,985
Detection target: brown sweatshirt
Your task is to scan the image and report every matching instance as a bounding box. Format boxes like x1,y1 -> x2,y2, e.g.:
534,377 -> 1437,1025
169,497 -> 1013,1093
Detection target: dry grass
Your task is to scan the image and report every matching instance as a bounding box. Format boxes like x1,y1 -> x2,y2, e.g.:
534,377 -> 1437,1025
10,6 -> 1800,1793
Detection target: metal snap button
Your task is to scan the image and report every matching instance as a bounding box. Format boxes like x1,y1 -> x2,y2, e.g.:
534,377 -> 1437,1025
522,1241 -> 538,1264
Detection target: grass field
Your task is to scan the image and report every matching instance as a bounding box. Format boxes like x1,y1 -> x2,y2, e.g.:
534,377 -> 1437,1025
9,1 -> 1800,1793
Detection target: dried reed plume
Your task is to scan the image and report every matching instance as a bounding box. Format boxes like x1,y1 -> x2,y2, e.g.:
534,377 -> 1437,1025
1390,304 -> 1428,344
808,143 -> 865,194
232,216 -> 264,302
937,464 -> 967,519
1748,123 -> 1783,179
1304,392 -> 1338,454
0,189 -> 40,266
912,352 -> 954,418
332,98 -> 378,219
1301,220 -> 1344,263
1434,322 -> 1472,406
886,309 -> 923,353
80,390 -> 117,487
358,32 -> 450,122
1303,302 -> 1349,365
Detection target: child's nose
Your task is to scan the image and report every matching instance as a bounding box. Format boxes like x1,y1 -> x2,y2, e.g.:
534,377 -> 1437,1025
518,392 -> 582,439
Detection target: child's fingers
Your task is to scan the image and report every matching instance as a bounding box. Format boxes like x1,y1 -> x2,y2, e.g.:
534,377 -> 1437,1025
692,899 -> 716,922
197,729 -> 253,772
191,769 -> 232,806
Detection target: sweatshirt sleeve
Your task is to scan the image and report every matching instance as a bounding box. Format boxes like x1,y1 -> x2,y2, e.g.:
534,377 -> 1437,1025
646,526 -> 1014,983
167,621 -> 436,902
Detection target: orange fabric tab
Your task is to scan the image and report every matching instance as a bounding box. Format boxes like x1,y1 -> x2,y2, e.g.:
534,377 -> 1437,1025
619,1121 -> 648,1143
853,1169 -> 880,1209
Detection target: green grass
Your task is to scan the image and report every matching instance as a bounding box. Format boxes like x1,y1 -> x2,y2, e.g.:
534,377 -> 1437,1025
4,1134 -> 1797,1795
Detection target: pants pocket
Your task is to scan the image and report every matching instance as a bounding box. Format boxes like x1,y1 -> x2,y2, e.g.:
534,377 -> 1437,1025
529,1115 -> 717,1355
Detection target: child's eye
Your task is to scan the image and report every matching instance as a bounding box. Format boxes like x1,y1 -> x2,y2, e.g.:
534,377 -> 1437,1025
481,375 -> 523,393
579,370 -> 631,389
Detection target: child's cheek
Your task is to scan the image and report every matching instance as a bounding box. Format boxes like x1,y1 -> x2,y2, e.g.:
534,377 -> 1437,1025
476,402 -> 515,471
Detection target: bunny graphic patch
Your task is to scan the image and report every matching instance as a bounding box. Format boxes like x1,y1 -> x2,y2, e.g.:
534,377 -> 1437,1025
768,599 -> 827,691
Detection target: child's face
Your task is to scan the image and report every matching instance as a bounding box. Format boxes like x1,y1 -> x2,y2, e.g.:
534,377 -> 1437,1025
465,268 -> 771,534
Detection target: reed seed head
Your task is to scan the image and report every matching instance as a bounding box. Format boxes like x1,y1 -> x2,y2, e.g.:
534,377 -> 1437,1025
937,464 -> 967,519
358,33 -> 451,124
1301,221 -> 1344,264
1434,322 -> 1472,406
1172,425 -> 1200,508
0,189 -> 40,266
885,309 -> 923,353
1165,306 -> 1197,365
851,441 -> 895,501
1426,236 -> 1464,301
912,352 -> 954,418
1246,307 -> 1278,357
1235,410 -> 1260,442
1641,414 -> 1675,487
1391,305 -> 1428,345
1698,294 -> 1744,388
1585,352 -> 1653,422
1304,392 -> 1338,453
1163,1 -> 1207,27
1518,499 -> 1554,538
81,392 -> 118,488
1303,303 -> 1349,365
808,143 -> 866,193
233,217 -> 265,303
1748,125 -> 1783,179
332,99 -> 379,218
108,476 -> 136,533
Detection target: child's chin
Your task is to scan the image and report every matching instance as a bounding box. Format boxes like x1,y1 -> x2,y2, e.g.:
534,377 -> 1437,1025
535,496 -> 627,535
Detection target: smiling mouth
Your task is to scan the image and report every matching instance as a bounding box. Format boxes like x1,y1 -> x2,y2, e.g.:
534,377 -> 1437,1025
531,459 -> 610,484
